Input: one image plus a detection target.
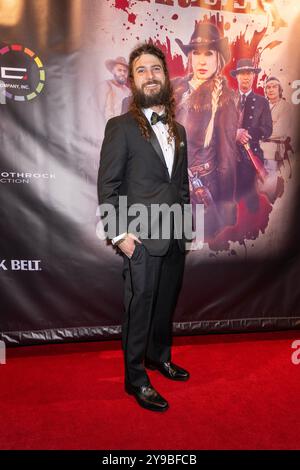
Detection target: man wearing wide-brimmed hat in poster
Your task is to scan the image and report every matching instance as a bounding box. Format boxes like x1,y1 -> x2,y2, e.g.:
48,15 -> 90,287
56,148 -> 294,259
90,56 -> 131,132
231,58 -> 272,213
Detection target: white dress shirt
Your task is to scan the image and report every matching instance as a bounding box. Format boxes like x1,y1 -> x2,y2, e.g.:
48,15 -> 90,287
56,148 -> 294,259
143,107 -> 175,178
111,107 -> 175,245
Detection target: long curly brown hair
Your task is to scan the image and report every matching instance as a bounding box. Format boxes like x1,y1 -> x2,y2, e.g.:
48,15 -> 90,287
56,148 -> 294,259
128,43 -> 180,148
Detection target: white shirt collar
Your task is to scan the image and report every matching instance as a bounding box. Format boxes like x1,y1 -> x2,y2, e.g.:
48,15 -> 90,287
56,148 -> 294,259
239,89 -> 252,98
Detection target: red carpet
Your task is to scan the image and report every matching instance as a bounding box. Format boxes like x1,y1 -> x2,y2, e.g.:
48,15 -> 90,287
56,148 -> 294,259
1,331 -> 300,450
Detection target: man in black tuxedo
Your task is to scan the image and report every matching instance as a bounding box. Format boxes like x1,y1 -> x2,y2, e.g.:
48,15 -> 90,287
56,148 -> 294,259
98,44 -> 191,412
231,58 -> 272,212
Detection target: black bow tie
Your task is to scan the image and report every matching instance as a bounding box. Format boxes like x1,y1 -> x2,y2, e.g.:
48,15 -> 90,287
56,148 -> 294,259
151,112 -> 167,126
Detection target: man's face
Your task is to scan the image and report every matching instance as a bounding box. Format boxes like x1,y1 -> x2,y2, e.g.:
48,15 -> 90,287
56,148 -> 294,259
132,53 -> 166,105
237,71 -> 255,93
113,64 -> 128,85
190,48 -> 218,82
265,80 -> 281,103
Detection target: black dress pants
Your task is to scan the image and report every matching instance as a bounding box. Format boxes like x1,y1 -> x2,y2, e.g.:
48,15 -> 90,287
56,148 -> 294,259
121,239 -> 185,387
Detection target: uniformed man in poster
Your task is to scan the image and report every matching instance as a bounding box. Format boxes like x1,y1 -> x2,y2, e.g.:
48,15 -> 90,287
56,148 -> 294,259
231,58 -> 273,212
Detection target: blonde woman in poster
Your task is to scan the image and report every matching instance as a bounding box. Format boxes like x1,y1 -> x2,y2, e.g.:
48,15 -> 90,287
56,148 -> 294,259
173,22 -> 238,241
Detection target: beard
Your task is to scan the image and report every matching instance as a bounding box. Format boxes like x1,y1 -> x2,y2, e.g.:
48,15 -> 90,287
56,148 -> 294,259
114,75 -> 127,85
132,79 -> 172,108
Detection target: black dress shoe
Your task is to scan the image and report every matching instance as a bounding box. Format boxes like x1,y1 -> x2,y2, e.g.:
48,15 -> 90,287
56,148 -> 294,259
125,382 -> 169,412
145,359 -> 190,381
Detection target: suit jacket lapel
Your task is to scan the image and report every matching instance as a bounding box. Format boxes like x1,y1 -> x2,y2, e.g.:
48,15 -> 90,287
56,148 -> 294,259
171,123 -> 184,179
148,126 -> 168,170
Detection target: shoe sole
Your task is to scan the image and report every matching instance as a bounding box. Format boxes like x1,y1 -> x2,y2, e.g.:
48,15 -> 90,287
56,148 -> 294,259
125,385 -> 169,412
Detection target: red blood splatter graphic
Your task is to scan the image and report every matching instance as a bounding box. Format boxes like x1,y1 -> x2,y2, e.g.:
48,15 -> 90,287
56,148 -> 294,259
114,0 -> 137,25
149,37 -> 185,78
128,12 -> 136,24
115,0 -> 129,11
172,14 -> 178,20
210,195 -> 273,251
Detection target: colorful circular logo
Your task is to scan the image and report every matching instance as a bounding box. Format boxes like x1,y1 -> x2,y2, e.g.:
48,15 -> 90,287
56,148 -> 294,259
0,44 -> 45,101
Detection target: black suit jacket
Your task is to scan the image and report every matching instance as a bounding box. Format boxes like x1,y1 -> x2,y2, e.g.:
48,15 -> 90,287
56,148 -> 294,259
97,111 -> 190,256
237,91 -> 273,160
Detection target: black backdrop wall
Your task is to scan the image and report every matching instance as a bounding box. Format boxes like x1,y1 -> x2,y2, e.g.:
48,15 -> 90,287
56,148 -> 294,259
0,0 -> 300,345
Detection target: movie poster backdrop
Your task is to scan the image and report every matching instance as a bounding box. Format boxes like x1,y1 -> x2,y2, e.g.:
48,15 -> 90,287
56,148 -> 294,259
0,0 -> 300,345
